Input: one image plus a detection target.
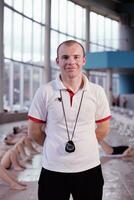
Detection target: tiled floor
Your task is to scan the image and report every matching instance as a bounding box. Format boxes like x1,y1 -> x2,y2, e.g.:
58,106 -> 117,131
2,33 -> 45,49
0,121 -> 134,200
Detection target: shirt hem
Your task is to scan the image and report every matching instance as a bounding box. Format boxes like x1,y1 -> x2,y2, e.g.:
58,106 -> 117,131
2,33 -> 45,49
28,115 -> 45,123
42,161 -> 100,173
96,115 -> 111,123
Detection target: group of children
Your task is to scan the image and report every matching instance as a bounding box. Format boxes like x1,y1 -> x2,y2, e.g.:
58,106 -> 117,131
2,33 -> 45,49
0,124 -> 134,191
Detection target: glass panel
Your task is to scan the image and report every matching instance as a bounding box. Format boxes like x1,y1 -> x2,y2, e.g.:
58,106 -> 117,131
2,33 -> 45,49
42,0 -> 46,24
76,5 -> 83,38
89,75 -> 96,83
3,60 -> 10,110
112,20 -> 119,49
24,65 -> 31,109
98,15 -> 104,45
33,23 -> 41,62
105,47 -> 112,51
51,0 -> 59,29
90,12 -> 98,43
105,17 -> 112,47
98,45 -> 105,52
24,0 -> 33,18
67,1 -> 75,36
98,76 -> 103,86
50,30 -> 59,66
59,0 -> 67,33
13,0 -> 23,12
33,0 -> 42,22
13,63 -> 21,108
23,18 -> 32,62
4,0 -> 12,6
82,9 -> 86,39
13,13 -> 22,60
67,35 -> 75,40
90,43 -> 98,52
112,75 -> 119,95
4,7 -> 12,58
41,27 -> 45,63
59,33 -> 66,44
33,68 -> 40,95
51,67 -> 59,80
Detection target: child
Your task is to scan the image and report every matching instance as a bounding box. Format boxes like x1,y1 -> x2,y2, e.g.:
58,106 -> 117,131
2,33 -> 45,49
0,164 -> 26,190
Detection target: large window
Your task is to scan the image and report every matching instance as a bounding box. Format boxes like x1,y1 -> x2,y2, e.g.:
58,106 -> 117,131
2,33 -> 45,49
3,0 -> 120,111
89,11 -> 120,91
90,11 -> 119,52
3,0 -> 46,111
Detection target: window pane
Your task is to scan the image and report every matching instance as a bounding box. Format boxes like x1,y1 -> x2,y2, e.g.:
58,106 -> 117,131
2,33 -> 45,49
4,7 -> 12,58
33,68 -> 40,95
3,60 -> 10,110
42,0 -> 46,24
13,13 -> 22,60
59,0 -> 67,33
59,33 -> 66,44
51,0 -> 59,29
50,30 -> 59,66
98,45 -> 105,52
41,27 -> 45,63
33,0 -> 42,22
67,35 -> 75,40
24,65 -> 31,108
23,18 -> 32,62
112,20 -> 119,49
24,0 -> 33,18
105,17 -> 112,47
98,15 -> 104,45
4,0 -> 12,6
67,1 -> 75,36
90,43 -> 98,52
13,0 -> 23,12
33,23 -> 41,62
13,63 -> 20,106
76,5 -> 83,38
82,9 -> 86,39
90,12 -> 98,43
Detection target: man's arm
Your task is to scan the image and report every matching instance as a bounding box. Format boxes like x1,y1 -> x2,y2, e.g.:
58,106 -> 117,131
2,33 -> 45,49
99,140 -> 113,154
28,119 -> 46,146
95,120 -> 110,143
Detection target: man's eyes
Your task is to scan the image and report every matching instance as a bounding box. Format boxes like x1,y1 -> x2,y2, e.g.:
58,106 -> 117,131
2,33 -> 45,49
74,56 -> 80,59
62,56 -> 80,60
62,56 -> 69,59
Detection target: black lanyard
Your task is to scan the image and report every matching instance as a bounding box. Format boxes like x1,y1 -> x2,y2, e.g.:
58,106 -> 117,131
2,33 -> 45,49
60,90 -> 84,141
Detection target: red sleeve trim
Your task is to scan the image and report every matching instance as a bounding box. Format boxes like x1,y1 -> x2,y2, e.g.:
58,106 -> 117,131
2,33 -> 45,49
96,115 -> 111,123
28,115 -> 45,123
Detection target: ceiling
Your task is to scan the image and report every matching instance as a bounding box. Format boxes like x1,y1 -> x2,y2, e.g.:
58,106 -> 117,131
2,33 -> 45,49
72,0 -> 134,25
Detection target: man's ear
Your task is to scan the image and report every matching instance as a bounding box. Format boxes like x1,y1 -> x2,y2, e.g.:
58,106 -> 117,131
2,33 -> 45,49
56,58 -> 59,64
83,57 -> 86,65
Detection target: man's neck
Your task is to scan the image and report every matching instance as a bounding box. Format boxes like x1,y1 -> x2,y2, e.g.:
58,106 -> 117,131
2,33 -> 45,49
61,74 -> 83,93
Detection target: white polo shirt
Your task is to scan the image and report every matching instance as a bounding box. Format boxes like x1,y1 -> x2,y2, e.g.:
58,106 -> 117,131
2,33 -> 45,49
28,74 -> 111,173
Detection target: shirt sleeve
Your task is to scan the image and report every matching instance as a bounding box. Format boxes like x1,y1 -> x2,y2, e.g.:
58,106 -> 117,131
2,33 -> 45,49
28,86 -> 47,123
95,86 -> 111,123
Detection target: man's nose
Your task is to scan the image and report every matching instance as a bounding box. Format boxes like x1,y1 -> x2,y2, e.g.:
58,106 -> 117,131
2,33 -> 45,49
67,57 -> 75,64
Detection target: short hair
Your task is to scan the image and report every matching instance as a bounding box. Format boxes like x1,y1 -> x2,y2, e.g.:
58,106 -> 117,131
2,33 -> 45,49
57,40 -> 85,58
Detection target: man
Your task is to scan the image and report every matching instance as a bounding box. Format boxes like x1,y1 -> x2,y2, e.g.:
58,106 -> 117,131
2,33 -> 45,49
28,40 -> 111,200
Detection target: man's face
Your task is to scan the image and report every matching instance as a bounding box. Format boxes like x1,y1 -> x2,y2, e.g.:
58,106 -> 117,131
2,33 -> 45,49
56,43 -> 86,79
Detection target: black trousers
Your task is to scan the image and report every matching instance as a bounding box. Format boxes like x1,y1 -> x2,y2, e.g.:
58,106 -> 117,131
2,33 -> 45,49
38,165 -> 104,200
